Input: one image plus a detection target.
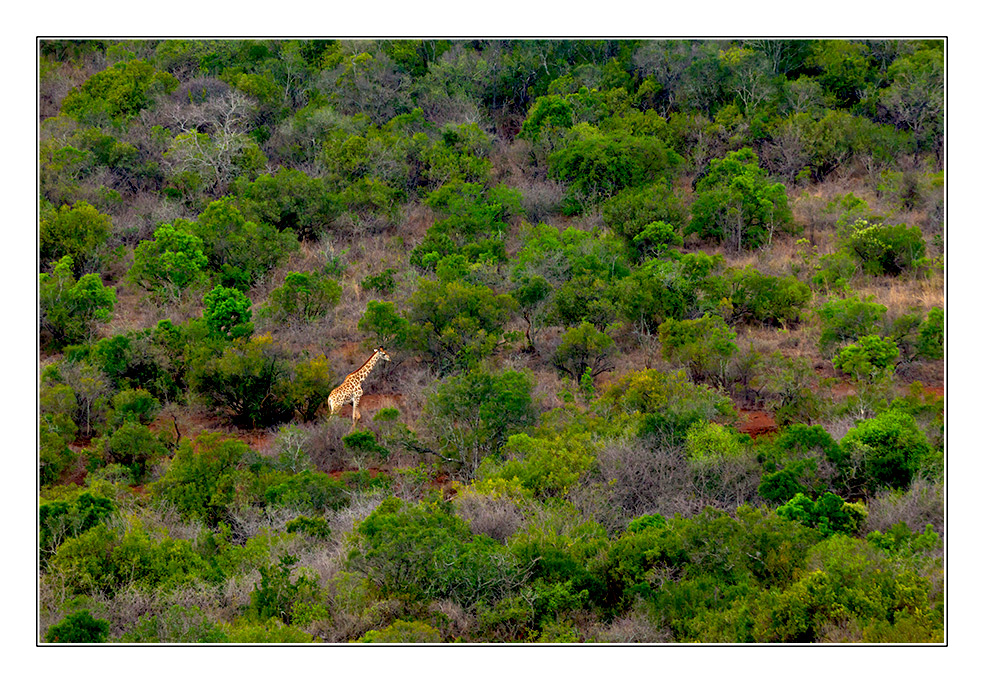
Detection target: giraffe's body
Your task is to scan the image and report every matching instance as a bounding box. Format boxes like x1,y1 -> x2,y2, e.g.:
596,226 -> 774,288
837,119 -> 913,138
328,348 -> 390,427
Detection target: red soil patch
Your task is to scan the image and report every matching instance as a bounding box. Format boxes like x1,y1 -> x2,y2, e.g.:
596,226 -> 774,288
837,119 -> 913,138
240,430 -> 275,452
737,410 -> 779,438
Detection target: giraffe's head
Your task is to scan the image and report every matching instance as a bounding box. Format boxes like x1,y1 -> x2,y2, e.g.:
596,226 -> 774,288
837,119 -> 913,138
375,347 -> 391,362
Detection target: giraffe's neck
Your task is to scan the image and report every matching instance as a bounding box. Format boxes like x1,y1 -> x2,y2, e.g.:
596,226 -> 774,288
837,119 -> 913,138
351,351 -> 382,384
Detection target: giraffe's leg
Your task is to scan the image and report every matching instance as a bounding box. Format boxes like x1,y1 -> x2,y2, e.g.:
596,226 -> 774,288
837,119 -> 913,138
352,395 -> 360,427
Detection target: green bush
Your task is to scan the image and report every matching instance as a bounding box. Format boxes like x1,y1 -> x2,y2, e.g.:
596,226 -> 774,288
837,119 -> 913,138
264,470 -> 348,513
358,300 -> 412,349
658,314 -> 737,384
152,431 -> 251,524
548,124 -> 682,210
602,180 -> 686,255
184,198 -> 298,290
358,619 -> 442,643
285,515 -> 332,539
122,605 -> 229,643
262,271 -> 341,325
248,554 -> 321,625
602,368 -> 736,445
110,388 -> 160,425
833,335 -> 899,383
39,201 -> 111,271
684,420 -> 747,464
39,491 -> 115,560
715,268 -> 811,327
61,59 -> 178,122
39,256 -> 116,352
756,424 -> 844,502
406,278 -> 517,373
844,219 -> 926,275
490,433 -> 596,498
840,409 -> 934,491
816,295 -> 887,356
189,337 -> 296,428
630,221 -> 684,260
46,610 -> 110,643
916,307 -> 943,360
614,252 -> 720,331
103,422 -> 169,479
290,355 -> 335,422
232,167 -> 336,240
360,267 -> 398,295
776,492 -> 865,537
348,497 -> 519,606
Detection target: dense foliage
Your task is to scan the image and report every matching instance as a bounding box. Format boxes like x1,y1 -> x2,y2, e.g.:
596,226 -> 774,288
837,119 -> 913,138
38,38 -> 943,644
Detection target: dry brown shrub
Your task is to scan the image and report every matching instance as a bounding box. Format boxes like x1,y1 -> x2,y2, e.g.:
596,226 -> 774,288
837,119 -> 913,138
588,607 -> 672,643
575,439 -> 697,530
864,476 -> 944,539
298,418 -> 355,472
429,599 -> 477,641
455,491 -> 524,542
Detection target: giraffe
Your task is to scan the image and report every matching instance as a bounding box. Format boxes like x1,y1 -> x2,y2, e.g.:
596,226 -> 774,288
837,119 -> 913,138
327,347 -> 391,428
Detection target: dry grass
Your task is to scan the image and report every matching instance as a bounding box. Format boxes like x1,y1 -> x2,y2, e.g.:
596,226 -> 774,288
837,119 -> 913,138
852,271 -> 944,316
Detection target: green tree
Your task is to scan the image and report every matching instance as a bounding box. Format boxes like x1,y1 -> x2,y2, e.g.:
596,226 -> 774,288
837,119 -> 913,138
203,285 -> 254,340
630,221 -> 683,260
916,307 -> 943,360
39,201 -> 111,273
551,320 -> 618,381
492,432 -> 596,499
104,422 -> 169,479
406,278 -> 517,374
880,47 -> 943,156
290,355 -> 335,422
39,256 -> 116,352
512,275 -> 552,352
358,300 -> 412,349
248,554 -> 321,625
816,296 -> 887,357
689,148 -> 794,251
61,58 -> 178,122
807,40 -> 873,108
190,336 -> 295,428
232,167 -> 336,240
422,367 -> 536,477
184,198 -> 298,290
348,497 -> 520,606
757,424 -> 845,502
684,420 -> 747,464
602,179 -> 686,256
152,431 -> 250,524
602,368 -> 736,445
833,335 -> 899,383
128,224 -> 209,300
548,124 -> 682,211
262,271 -> 342,325
358,620 -> 442,643
110,388 -> 160,426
